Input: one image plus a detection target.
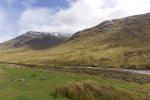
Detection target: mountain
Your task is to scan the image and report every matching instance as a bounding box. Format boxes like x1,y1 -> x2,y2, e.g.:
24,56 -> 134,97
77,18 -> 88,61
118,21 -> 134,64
0,31 -> 69,49
70,12 -> 150,47
63,12 -> 150,69
0,13 -> 150,69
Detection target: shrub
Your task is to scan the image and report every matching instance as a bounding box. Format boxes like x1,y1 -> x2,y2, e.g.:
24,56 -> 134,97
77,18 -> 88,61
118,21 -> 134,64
53,80 -> 138,100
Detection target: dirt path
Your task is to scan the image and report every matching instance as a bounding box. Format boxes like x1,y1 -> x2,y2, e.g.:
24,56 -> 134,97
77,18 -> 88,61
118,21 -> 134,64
118,68 -> 150,75
0,63 -> 150,84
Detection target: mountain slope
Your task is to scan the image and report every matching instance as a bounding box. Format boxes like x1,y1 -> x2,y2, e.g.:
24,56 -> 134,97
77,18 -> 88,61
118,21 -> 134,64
0,31 -> 69,49
0,13 -> 150,69
70,12 -> 150,46
62,13 -> 150,69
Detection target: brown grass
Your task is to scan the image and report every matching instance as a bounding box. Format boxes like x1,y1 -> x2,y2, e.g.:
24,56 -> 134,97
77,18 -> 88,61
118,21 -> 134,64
0,13 -> 150,69
54,80 -> 139,100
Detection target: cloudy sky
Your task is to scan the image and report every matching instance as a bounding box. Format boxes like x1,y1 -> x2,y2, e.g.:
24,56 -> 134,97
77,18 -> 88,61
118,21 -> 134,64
0,0 -> 150,42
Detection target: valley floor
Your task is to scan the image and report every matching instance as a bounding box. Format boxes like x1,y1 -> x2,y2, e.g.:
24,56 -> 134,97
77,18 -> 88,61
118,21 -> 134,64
0,64 -> 149,100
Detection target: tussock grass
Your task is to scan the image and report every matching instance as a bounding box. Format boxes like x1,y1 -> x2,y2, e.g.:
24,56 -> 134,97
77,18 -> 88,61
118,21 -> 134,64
54,80 -> 139,100
0,64 -> 149,100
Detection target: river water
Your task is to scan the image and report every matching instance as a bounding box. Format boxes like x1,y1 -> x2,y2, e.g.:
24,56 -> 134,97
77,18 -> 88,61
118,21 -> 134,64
120,69 -> 150,75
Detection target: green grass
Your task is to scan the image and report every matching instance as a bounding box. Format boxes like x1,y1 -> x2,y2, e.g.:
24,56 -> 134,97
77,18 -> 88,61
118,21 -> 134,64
0,64 -> 149,100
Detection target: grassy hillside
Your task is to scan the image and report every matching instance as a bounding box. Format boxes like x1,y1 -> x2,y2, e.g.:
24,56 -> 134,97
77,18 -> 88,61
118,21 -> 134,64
0,64 -> 149,100
0,13 -> 150,69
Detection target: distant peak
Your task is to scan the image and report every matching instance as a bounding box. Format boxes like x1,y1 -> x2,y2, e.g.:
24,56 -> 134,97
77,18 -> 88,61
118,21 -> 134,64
0,31 -> 70,49
25,31 -> 65,36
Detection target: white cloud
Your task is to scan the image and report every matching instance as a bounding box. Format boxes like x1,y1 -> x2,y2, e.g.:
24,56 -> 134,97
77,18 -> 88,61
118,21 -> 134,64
19,0 -> 150,35
0,10 -> 14,42
1,0 -> 150,42
20,8 -> 52,27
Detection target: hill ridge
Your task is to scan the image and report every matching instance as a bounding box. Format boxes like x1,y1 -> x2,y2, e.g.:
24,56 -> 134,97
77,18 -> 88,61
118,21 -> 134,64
0,12 -> 150,69
0,31 -> 69,49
